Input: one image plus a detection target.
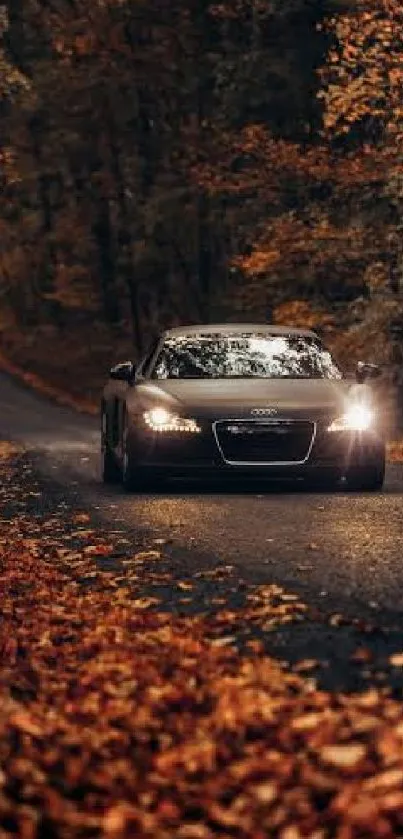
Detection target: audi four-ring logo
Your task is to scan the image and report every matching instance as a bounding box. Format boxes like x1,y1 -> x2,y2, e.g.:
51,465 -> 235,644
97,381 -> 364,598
250,407 -> 278,416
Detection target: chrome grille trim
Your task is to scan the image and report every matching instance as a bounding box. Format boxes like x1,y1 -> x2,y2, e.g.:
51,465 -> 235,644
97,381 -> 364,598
212,419 -> 317,466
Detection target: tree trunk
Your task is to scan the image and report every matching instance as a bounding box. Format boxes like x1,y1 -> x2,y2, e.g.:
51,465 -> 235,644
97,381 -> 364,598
105,105 -> 144,353
92,201 -> 121,326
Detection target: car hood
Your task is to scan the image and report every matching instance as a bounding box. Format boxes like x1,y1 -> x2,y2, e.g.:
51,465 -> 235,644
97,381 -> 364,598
132,378 -> 365,420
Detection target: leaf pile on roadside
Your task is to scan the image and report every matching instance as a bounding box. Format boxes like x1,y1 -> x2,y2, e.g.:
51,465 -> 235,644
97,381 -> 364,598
1,455 -> 403,837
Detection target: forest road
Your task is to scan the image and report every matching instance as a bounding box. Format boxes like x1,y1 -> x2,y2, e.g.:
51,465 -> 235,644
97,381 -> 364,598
1,369 -> 403,627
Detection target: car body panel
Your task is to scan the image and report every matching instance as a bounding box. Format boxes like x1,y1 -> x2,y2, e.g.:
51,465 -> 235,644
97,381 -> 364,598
128,378 -> 353,420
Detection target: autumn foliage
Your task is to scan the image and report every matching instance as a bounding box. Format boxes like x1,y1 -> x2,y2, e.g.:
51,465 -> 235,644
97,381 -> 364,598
0,0 -> 402,403
3,444 -> 403,836
320,0 -> 403,141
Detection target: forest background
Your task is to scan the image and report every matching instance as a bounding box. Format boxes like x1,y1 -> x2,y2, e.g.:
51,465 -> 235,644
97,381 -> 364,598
0,0 -> 402,423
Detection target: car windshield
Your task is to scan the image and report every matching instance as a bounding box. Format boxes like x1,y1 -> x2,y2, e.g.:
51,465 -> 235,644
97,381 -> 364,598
151,333 -> 342,380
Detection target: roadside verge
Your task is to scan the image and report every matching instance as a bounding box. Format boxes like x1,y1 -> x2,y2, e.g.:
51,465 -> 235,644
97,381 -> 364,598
0,348 -> 98,415
2,445 -> 403,836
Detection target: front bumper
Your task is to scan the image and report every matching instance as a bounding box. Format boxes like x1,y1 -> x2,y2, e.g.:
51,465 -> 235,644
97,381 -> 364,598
129,418 -> 385,478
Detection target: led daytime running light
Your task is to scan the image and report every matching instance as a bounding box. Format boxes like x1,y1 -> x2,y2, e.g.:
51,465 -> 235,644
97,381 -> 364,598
144,408 -> 201,433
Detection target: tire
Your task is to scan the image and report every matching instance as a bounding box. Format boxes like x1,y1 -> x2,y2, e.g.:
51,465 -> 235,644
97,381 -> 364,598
345,459 -> 385,492
121,413 -> 137,491
101,411 -> 121,484
121,412 -> 155,492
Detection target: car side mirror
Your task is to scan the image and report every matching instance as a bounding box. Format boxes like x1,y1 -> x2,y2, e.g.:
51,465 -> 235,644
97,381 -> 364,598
109,361 -> 136,384
355,362 -> 381,384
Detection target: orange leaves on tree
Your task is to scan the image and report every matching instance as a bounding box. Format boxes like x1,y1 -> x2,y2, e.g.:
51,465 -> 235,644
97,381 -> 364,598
320,0 -> 403,143
273,301 -> 335,334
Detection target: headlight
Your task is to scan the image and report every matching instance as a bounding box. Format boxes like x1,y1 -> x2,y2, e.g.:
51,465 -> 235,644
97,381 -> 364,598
143,407 -> 201,433
328,403 -> 374,432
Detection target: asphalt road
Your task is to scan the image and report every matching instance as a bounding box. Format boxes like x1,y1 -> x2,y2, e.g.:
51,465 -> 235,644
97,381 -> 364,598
1,369 -> 403,627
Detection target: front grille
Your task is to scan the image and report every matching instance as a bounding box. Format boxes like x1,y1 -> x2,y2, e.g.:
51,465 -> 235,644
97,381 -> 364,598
213,420 -> 315,465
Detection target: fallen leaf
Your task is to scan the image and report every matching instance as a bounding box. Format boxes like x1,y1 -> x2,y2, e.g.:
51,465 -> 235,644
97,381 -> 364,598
210,636 -> 236,647
9,711 -> 43,737
351,648 -> 373,663
72,513 -> 91,524
320,743 -> 366,768
132,550 -> 161,562
389,653 -> 403,667
253,782 -> 278,804
84,544 -> 113,556
132,597 -> 160,609
294,659 -> 318,672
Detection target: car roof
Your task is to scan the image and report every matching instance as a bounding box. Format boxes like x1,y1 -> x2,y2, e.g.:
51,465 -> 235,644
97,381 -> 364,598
163,323 -> 318,339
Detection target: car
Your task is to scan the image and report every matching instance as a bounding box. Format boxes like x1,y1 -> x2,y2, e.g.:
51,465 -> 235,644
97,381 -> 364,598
101,323 -> 386,492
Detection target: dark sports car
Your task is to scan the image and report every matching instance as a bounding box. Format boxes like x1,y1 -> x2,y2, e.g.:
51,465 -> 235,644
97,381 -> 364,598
101,324 -> 385,491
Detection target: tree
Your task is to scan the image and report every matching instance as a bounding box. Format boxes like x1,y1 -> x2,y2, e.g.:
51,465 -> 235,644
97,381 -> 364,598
318,0 -> 403,421
3,0 -> 398,383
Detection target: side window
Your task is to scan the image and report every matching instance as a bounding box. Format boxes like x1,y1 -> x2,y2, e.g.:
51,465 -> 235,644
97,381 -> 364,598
138,338 -> 160,379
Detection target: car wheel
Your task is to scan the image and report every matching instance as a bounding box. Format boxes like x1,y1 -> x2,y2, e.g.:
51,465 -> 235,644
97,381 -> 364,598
101,412 -> 120,484
345,459 -> 385,492
121,413 -> 137,491
121,414 -> 157,492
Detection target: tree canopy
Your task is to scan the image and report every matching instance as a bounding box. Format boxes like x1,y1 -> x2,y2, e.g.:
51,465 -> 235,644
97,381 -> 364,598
0,0 -> 402,383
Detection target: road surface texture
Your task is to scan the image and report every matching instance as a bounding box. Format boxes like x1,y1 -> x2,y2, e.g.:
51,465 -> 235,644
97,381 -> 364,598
1,368 -> 403,691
